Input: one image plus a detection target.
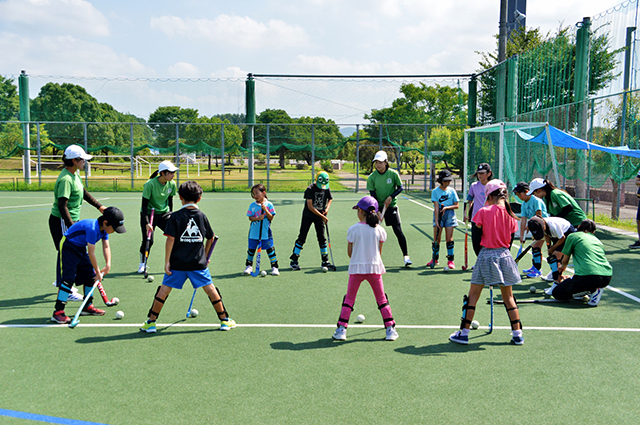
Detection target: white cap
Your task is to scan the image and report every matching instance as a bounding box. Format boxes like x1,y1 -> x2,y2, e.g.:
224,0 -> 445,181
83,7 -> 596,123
372,150 -> 388,163
526,178 -> 546,196
158,160 -> 178,173
64,145 -> 92,161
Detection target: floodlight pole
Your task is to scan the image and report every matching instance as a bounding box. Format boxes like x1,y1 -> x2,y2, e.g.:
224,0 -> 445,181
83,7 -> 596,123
19,70 -> 31,184
246,74 -> 256,188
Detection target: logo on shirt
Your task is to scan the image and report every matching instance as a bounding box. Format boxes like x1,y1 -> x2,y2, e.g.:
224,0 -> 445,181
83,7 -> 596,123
167,188 -> 173,195
180,218 -> 203,243
314,192 -> 325,210
386,178 -> 392,184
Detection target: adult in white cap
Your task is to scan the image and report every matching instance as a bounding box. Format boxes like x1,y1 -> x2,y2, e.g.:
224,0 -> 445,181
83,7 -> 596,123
49,145 -> 106,301
366,150 -> 412,267
138,160 -> 178,274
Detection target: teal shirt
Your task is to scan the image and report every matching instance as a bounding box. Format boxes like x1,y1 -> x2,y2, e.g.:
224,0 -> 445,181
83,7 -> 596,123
367,168 -> 402,208
141,177 -> 177,214
521,195 -> 549,219
51,169 -> 84,221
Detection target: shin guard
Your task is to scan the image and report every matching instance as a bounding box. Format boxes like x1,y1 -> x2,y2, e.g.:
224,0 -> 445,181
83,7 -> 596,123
377,293 -> 394,327
446,241 -> 454,261
147,286 -> 168,319
460,294 -> 476,328
338,295 -> 353,327
210,287 -> 228,320
532,247 -> 542,270
547,255 -> 559,280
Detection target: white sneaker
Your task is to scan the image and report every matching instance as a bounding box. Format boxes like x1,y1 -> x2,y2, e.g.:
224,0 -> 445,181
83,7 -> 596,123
544,282 -> 558,296
404,255 -> 412,267
271,267 -> 280,276
243,265 -> 253,275
541,271 -> 554,282
332,325 -> 347,341
587,288 -> 603,306
385,325 -> 399,341
137,262 -> 146,274
67,289 -> 84,302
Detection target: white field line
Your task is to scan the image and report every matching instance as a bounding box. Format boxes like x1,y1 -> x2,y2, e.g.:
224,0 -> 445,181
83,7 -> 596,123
403,195 -> 640,304
2,323 -> 640,332
0,197 -> 110,210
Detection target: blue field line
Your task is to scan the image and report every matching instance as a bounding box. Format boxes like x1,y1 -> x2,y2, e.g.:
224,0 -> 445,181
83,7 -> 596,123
0,409 -> 109,425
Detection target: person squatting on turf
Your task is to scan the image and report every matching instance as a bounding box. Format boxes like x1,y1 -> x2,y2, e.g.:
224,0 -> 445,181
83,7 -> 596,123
49,145 -> 106,301
244,183 -> 280,276
527,215 -> 576,294
449,179 -> 524,345
332,196 -> 398,341
141,181 -> 235,333
629,169 -> 640,249
551,220 -> 613,306
513,181 -> 550,279
289,172 -> 334,271
427,169 -> 459,269
465,163 -> 493,257
51,207 -> 126,324
138,160 -> 178,274
367,150 -> 412,267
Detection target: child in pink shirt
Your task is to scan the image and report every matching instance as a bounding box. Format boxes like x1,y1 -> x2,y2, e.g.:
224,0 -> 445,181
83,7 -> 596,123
449,179 -> 524,346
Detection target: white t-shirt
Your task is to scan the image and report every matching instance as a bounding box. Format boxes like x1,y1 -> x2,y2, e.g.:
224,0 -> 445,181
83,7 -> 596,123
545,217 -> 572,239
346,222 -> 387,275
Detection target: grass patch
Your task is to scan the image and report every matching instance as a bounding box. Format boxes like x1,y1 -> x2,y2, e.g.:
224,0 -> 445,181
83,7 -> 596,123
596,213 -> 638,232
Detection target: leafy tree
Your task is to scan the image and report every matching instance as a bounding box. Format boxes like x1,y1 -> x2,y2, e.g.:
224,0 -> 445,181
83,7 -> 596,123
256,109 -> 293,169
0,75 -> 19,122
148,106 -> 198,148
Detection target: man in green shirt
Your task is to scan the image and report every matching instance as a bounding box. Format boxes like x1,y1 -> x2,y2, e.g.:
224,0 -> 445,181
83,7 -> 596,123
550,220 -> 613,307
367,150 -> 411,267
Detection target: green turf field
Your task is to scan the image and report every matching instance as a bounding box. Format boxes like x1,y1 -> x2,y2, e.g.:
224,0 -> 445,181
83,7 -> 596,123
1,191 -> 639,424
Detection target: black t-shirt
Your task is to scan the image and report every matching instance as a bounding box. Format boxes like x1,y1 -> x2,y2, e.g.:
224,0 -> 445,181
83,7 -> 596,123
164,207 -> 214,271
302,184 -> 332,218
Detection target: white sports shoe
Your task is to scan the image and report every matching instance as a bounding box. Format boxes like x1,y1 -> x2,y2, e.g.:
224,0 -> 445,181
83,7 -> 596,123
137,262 -> 146,274
404,256 -> 412,267
271,267 -> 280,276
332,325 -> 347,341
67,286 -> 83,302
541,271 -> 554,282
587,288 -> 603,306
243,265 -> 253,275
385,325 -> 399,341
544,282 -> 558,296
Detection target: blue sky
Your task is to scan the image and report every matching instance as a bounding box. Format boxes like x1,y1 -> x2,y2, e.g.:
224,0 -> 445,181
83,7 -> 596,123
0,0 -> 627,123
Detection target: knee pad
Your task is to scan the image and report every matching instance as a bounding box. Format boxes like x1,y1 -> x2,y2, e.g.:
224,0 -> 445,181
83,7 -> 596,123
147,286 -> 168,318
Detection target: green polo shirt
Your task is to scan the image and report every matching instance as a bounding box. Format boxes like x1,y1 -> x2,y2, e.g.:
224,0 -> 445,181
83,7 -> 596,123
562,232 -> 612,276
51,169 -> 84,221
367,168 -> 402,208
548,189 -> 587,227
141,177 -> 177,214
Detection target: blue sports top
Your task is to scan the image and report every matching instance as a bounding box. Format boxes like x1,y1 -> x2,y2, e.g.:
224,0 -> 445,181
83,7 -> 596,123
64,219 -> 109,247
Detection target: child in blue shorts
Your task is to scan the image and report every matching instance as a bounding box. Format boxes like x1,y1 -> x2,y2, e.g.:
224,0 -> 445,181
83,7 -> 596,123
140,181 -> 235,333
243,183 -> 280,276
427,169 -> 459,270
51,207 -> 126,324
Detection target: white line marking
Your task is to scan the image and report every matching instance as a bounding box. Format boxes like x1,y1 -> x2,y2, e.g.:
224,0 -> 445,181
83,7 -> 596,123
2,323 -> 640,332
0,198 -> 110,210
403,195 -> 640,305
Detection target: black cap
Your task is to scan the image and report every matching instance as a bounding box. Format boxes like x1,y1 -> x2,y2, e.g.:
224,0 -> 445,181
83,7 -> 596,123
103,207 -> 126,234
476,163 -> 491,173
527,216 -> 545,241
513,182 -> 529,193
438,169 -> 453,181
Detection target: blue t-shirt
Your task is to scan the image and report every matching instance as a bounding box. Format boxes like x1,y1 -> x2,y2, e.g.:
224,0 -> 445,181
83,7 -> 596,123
64,219 -> 108,247
521,195 -> 549,219
247,201 -> 276,240
431,186 -> 459,208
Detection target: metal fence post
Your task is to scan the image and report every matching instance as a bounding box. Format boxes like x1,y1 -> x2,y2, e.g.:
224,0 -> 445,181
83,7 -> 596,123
130,123 -> 135,189
356,124 -> 360,193
266,124 -> 271,191
175,123 -> 180,185
311,124 -> 315,182
37,123 -> 41,188
221,123 -> 225,191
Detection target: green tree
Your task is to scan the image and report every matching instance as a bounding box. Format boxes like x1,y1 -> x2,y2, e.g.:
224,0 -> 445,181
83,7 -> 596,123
148,106 -> 199,148
0,75 -> 19,122
256,109 -> 293,169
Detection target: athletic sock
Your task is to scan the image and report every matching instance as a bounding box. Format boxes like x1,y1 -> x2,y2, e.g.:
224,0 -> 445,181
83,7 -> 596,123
512,329 -> 522,337
461,328 -> 470,336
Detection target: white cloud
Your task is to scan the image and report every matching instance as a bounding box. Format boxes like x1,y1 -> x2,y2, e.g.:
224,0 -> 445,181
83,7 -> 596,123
168,62 -> 200,78
150,14 -> 309,49
0,0 -> 110,37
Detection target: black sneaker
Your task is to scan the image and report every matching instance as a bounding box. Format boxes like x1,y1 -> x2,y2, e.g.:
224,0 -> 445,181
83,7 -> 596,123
290,261 -> 301,271
629,240 -> 640,249
321,261 -> 336,271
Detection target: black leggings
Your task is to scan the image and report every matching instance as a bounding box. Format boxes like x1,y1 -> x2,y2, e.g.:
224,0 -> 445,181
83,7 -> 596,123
552,275 -> 611,300
383,207 -> 408,256
139,212 -> 171,255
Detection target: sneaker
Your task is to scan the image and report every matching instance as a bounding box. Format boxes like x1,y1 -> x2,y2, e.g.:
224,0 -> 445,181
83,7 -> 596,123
67,288 -> 83,302
522,266 -> 537,274
629,240 -> 640,249
140,320 -> 156,333
290,260 -> 301,271
541,271 -> 554,282
332,325 -> 347,341
404,255 -> 413,267
449,330 -> 469,345
138,262 -> 146,274
80,304 -> 105,316
271,267 -> 280,276
426,259 -> 439,268
573,291 -> 590,300
525,268 -> 542,279
447,260 -> 455,270
511,334 -> 524,345
243,265 -> 253,275
385,325 -> 399,341
50,310 -> 70,324
321,261 -> 336,271
587,288 -> 603,306
543,282 -> 558,296
220,318 -> 237,331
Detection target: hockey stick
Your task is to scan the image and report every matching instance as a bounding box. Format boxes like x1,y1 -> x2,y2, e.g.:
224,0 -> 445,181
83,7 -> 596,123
97,281 -> 118,307
489,298 -> 567,304
143,208 -> 155,279
514,242 -> 534,264
488,285 -> 494,334
250,211 -> 264,277
187,235 -> 218,318
69,277 -> 101,328
378,204 -> 388,224
461,225 -> 469,271
324,221 -> 337,271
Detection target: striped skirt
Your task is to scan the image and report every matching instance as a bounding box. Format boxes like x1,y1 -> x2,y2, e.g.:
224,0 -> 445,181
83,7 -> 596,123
470,247 -> 521,287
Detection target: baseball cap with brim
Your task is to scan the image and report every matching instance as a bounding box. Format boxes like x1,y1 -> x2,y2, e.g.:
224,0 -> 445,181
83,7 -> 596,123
513,182 -> 529,193
64,145 -> 92,161
527,216 -> 546,240
159,160 -> 179,173
438,169 -> 453,181
473,162 -> 491,177
103,206 -> 126,234
352,196 -> 379,213
526,178 -> 546,196
484,179 -> 507,197
372,150 -> 388,163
